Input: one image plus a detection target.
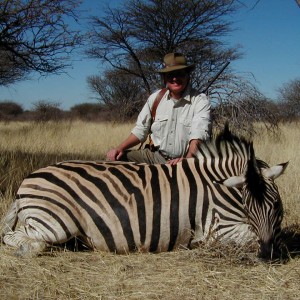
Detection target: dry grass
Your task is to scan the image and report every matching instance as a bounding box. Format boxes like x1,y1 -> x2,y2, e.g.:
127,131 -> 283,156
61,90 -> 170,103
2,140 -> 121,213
1,243 -> 300,300
0,120 -> 134,158
253,123 -> 300,226
0,121 -> 300,300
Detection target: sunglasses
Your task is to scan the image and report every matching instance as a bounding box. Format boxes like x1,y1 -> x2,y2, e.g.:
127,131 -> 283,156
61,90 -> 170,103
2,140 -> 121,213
165,70 -> 188,80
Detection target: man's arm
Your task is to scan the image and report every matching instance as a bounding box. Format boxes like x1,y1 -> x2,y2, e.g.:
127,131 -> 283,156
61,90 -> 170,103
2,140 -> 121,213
106,133 -> 141,161
185,139 -> 201,158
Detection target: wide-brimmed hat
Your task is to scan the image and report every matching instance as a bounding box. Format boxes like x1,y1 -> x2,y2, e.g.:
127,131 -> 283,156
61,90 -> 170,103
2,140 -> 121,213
157,53 -> 195,73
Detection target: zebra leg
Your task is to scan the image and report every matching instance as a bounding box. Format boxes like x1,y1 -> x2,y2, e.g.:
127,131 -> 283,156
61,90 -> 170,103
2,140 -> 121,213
190,216 -> 217,247
190,224 -> 206,248
0,202 -> 18,242
3,219 -> 47,258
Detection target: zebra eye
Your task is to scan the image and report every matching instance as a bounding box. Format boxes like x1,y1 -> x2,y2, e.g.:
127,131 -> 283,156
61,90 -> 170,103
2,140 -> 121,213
273,199 -> 281,208
248,225 -> 255,232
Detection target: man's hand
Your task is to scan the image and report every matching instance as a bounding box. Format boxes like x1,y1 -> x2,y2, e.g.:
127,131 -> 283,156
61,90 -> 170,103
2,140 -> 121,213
167,157 -> 184,165
106,133 -> 141,161
106,148 -> 123,161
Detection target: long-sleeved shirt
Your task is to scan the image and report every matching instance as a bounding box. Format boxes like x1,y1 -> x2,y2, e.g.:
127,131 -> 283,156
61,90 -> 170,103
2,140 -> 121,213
131,85 -> 211,158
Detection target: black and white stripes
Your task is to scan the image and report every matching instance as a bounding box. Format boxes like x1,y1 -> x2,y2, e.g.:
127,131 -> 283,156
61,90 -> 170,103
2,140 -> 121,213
1,126 -> 288,259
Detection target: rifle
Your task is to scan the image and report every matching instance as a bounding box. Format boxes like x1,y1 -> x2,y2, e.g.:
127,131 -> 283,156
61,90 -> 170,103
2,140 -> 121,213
201,61 -> 230,94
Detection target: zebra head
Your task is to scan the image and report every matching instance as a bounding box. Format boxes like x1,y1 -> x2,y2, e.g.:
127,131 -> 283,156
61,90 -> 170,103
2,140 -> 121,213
221,144 -> 288,260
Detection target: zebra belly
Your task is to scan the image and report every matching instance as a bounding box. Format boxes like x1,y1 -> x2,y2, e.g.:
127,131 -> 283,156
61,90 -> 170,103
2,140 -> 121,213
15,188 -> 194,253
81,205 -> 194,253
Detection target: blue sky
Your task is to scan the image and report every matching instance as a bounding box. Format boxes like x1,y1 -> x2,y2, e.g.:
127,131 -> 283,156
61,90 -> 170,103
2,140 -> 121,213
1,0 -> 300,110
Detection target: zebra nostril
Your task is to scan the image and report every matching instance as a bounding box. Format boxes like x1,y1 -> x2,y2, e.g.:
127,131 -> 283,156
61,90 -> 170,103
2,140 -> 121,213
258,240 -> 282,261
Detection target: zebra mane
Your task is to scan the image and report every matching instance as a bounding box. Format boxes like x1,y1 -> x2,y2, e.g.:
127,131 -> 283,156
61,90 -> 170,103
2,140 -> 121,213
196,123 -> 251,161
245,155 -> 267,205
196,123 -> 269,205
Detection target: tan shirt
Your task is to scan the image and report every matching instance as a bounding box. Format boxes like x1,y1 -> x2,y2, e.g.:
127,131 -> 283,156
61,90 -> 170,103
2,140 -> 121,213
131,86 -> 211,158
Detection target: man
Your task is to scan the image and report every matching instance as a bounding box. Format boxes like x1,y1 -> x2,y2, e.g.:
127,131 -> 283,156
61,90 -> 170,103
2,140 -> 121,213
106,53 -> 211,165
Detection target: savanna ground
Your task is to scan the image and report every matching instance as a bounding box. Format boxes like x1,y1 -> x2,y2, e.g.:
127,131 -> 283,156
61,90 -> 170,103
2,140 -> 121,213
0,120 -> 300,300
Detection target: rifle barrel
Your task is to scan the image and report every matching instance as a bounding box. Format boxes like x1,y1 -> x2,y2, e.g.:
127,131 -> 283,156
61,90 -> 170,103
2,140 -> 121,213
202,61 -> 230,93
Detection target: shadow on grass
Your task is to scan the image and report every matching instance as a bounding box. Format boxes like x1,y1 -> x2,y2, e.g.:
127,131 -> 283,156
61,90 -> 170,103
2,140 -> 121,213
58,224 -> 300,265
281,224 -> 300,259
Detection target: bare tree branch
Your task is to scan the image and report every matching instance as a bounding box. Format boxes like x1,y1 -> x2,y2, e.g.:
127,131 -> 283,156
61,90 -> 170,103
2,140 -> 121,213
0,0 -> 82,85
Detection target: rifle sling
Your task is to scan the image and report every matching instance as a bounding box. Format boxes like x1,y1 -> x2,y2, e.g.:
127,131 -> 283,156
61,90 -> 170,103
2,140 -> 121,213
151,88 -> 167,123
140,88 -> 167,150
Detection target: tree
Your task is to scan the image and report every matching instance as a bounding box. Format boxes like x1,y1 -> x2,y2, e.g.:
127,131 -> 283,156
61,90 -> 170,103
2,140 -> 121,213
277,79 -> 300,120
86,0 -> 240,95
86,0 -> 278,132
0,0 -> 82,86
87,70 -> 147,120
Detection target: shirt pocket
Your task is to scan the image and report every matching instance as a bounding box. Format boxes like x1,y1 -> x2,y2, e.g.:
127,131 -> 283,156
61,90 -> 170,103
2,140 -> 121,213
152,114 -> 168,133
179,116 -> 192,135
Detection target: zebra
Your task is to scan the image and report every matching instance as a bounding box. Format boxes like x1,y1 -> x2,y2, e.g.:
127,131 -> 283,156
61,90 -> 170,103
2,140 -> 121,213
0,125 -> 288,259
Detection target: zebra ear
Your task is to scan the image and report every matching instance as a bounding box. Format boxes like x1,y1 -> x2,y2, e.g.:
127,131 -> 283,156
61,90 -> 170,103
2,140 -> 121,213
262,162 -> 289,180
214,176 -> 245,188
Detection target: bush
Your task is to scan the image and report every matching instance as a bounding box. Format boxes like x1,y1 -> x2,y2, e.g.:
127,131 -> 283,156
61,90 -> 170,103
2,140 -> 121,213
32,100 -> 63,122
70,103 -> 104,121
277,79 -> 300,121
0,101 -> 23,120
